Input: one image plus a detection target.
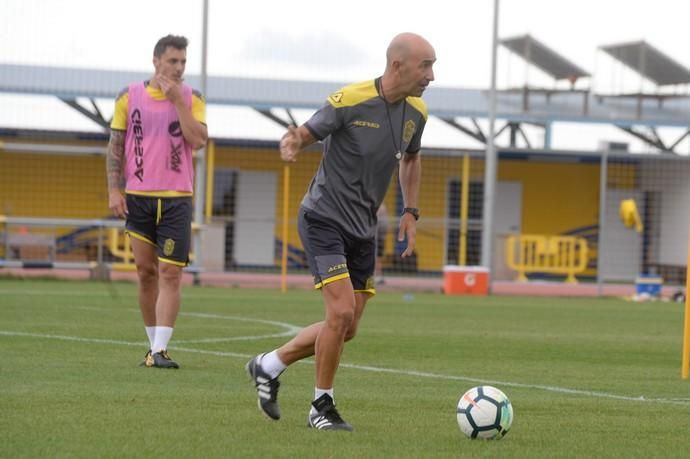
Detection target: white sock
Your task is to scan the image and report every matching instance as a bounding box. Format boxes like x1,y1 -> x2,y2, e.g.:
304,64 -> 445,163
145,326 -> 156,349
311,388 -> 334,415
261,350 -> 287,379
152,326 -> 173,353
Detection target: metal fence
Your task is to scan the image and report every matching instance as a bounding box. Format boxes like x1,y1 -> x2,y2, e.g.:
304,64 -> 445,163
2,136 -> 688,293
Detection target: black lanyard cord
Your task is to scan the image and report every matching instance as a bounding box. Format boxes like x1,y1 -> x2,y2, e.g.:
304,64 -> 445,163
379,79 -> 407,160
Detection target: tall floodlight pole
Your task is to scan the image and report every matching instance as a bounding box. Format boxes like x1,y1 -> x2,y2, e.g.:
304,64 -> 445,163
193,0 -> 209,284
481,0 -> 500,290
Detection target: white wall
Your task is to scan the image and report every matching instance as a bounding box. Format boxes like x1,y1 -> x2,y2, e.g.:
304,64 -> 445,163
233,171 -> 277,266
493,181 -> 523,281
639,160 -> 690,266
600,189 -> 644,281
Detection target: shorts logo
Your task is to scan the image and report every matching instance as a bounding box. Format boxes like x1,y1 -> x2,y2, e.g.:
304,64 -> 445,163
163,238 -> 175,256
403,120 -> 416,143
365,276 -> 375,290
327,263 -> 347,273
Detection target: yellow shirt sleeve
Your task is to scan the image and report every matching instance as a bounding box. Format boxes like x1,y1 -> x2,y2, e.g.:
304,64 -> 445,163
110,90 -> 129,131
192,92 -> 206,125
109,85 -> 206,130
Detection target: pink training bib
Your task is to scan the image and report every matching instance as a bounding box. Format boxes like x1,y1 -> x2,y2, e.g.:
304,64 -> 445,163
124,81 -> 194,193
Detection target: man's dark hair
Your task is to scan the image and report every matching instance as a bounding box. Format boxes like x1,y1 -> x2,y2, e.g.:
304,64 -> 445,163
153,35 -> 188,57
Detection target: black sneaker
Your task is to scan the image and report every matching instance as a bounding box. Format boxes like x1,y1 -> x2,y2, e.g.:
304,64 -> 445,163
152,350 -> 179,369
245,354 -> 281,420
307,394 -> 353,431
139,349 -> 154,368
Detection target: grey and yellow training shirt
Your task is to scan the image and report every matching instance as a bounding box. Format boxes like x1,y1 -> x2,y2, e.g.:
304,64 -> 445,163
302,77 -> 428,239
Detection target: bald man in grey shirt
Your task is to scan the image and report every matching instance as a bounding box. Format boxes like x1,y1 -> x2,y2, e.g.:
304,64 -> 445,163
246,32 -> 436,431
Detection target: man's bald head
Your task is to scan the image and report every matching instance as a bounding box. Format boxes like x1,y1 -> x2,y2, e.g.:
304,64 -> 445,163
381,32 -> 436,100
386,32 -> 433,66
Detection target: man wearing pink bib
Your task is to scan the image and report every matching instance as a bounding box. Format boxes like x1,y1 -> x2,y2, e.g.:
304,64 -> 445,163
106,34 -> 207,368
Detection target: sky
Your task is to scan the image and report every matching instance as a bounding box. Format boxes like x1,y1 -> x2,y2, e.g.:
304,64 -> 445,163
2,0 -> 690,152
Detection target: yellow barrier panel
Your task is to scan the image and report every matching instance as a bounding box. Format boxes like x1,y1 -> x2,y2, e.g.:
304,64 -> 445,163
505,234 -> 589,283
108,228 -> 134,266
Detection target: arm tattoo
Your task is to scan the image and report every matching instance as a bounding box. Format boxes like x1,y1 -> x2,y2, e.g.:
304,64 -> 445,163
106,130 -> 125,191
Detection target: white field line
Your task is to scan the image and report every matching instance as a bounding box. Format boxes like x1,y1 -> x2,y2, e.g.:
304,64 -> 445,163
0,330 -> 248,359
0,289 -> 282,300
174,312 -> 302,343
2,297 -> 304,344
3,289 -> 689,405
69,306 -> 302,344
1,329 -> 689,406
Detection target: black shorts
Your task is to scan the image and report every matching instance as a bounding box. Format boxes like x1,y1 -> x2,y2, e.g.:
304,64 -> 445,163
298,207 -> 376,293
125,194 -> 193,266
376,228 -> 386,257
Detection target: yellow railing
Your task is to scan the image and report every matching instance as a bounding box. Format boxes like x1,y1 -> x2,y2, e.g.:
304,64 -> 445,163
505,234 -> 589,283
107,228 -> 136,271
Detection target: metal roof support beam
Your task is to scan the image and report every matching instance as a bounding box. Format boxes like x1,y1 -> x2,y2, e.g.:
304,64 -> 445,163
285,109 -> 298,127
509,123 -> 518,146
508,122 -> 533,147
59,97 -> 109,130
513,121 -> 549,149
668,130 -> 690,151
440,117 -> 487,144
649,127 -> 668,151
516,123 -> 532,149
493,122 -> 510,141
470,118 -> 486,142
616,125 -> 670,152
254,108 -> 292,129
90,99 -> 106,123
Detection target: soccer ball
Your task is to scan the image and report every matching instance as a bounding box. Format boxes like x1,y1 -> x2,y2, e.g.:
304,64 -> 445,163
456,385 -> 513,440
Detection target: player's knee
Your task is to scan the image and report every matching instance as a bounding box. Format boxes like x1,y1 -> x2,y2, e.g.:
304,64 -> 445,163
136,263 -> 158,283
329,306 -> 355,332
159,263 -> 183,286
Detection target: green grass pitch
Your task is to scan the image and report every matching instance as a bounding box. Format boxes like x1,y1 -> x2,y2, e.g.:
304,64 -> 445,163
2,278 -> 690,458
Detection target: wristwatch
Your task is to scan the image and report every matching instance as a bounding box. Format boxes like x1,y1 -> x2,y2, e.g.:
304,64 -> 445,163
402,207 -> 420,220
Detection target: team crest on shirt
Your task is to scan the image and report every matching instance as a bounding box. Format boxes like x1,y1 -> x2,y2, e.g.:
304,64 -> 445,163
403,120 -> 416,143
328,91 -> 344,104
163,238 -> 175,256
